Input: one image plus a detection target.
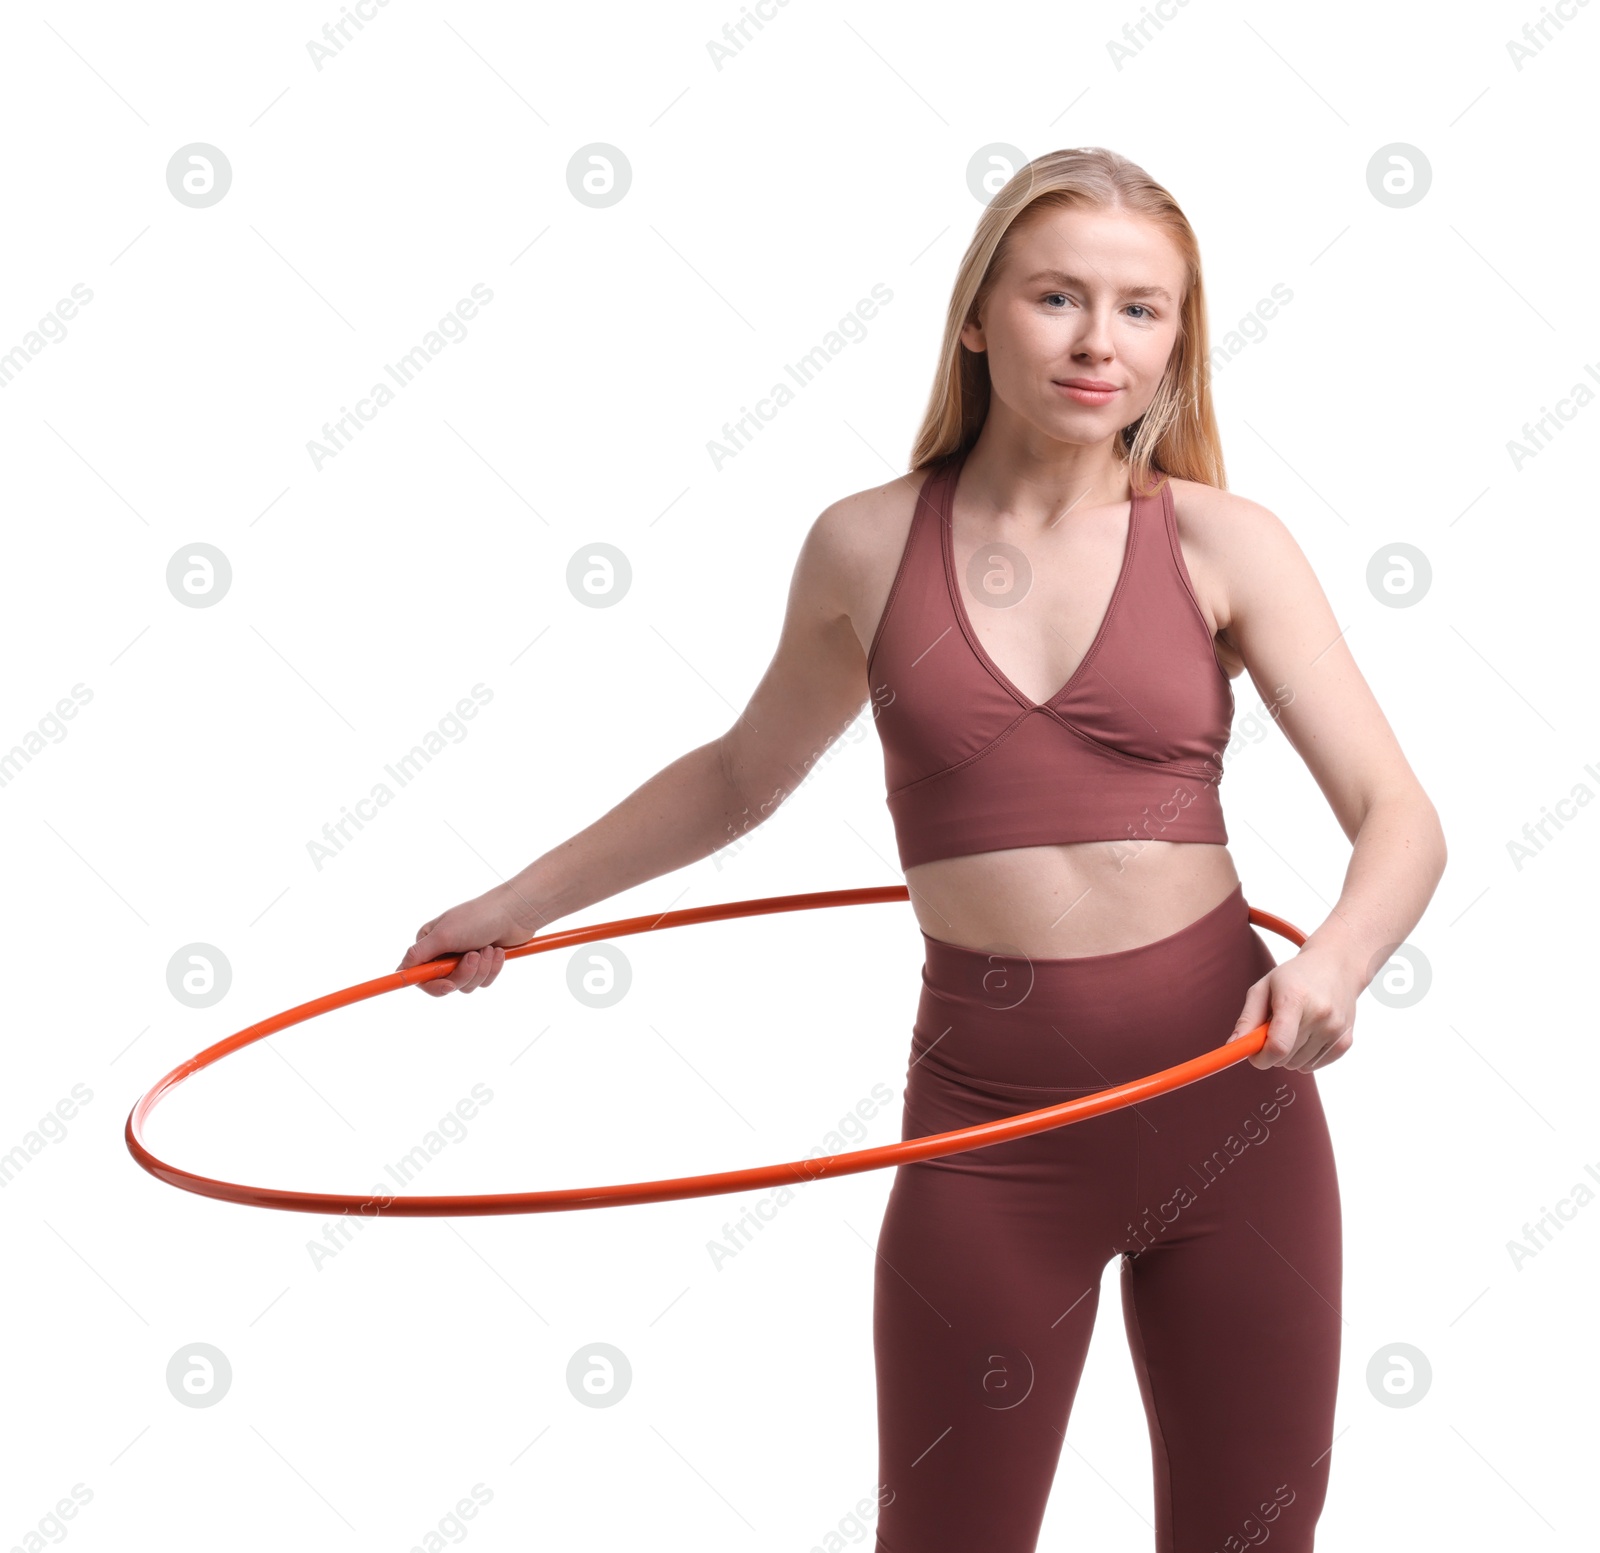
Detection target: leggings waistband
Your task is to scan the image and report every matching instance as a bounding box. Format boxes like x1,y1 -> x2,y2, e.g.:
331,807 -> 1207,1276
910,883 -> 1278,1091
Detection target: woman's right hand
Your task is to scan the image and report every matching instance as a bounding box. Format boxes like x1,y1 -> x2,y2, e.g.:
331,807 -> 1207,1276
395,883 -> 543,997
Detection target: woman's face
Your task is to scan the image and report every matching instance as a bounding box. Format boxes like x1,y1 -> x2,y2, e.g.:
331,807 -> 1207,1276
960,204 -> 1188,449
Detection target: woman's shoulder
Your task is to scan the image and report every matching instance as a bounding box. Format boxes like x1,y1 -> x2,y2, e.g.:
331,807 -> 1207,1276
815,464 -> 934,546
1165,475 -> 1303,568
807,466 -> 935,659
1165,475 -> 1316,645
1166,473 -> 1275,527
809,466 -> 933,583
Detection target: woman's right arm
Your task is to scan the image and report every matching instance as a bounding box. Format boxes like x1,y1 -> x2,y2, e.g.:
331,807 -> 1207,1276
397,496 -> 881,995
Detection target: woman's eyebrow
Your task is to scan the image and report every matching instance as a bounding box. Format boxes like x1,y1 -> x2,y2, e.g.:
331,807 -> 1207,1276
1020,267 -> 1173,302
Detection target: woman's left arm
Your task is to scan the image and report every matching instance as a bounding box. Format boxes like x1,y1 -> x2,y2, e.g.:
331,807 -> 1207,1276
1187,485 -> 1449,1072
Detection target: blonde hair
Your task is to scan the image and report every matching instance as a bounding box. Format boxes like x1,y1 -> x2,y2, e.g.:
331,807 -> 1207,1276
908,147 -> 1225,496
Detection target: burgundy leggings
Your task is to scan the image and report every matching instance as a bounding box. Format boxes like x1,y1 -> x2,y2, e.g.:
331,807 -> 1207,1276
873,883 -> 1341,1552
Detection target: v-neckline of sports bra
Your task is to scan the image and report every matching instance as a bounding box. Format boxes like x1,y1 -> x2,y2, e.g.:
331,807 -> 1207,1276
937,451 -> 1142,713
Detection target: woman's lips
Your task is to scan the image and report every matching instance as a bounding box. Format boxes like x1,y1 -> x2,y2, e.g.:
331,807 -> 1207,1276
1054,380 -> 1121,406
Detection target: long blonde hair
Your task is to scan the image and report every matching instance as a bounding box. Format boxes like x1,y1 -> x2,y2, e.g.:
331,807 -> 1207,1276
909,147 -> 1225,496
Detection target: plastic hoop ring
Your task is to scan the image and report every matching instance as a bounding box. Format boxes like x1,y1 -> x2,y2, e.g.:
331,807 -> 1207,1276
125,885 -> 1304,1217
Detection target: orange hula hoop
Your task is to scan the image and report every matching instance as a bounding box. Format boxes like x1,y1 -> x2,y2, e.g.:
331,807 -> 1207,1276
125,885 -> 1302,1218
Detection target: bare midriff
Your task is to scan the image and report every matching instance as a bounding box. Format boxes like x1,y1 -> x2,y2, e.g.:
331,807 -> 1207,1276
904,839 -> 1242,959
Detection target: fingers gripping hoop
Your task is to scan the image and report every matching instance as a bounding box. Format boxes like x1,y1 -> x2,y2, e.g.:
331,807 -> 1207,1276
125,887 -> 1304,1218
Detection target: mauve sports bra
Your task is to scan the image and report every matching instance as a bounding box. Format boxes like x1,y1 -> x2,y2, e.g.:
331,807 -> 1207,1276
865,445 -> 1236,871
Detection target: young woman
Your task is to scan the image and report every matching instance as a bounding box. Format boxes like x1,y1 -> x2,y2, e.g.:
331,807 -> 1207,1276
397,148 -> 1446,1552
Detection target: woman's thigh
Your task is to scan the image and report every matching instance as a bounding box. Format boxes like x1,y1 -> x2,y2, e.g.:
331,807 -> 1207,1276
873,1080 -> 1130,1552
1119,1060 -> 1342,1553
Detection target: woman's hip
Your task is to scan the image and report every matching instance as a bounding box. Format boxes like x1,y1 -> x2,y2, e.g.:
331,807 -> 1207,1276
907,881 -> 1284,1097
894,881 -> 1337,1215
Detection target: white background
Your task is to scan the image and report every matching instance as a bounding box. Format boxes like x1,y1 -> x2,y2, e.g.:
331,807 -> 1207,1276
1,1 -> 1594,1549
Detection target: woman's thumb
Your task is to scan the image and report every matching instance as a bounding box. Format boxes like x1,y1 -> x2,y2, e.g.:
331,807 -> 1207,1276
397,919 -> 447,972
1226,978 -> 1271,1045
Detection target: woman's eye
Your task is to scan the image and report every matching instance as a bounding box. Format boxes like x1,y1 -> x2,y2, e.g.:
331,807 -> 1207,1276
1042,293 -> 1154,320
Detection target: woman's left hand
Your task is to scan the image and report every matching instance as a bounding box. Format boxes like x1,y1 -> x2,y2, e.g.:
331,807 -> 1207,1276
1225,944 -> 1359,1071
